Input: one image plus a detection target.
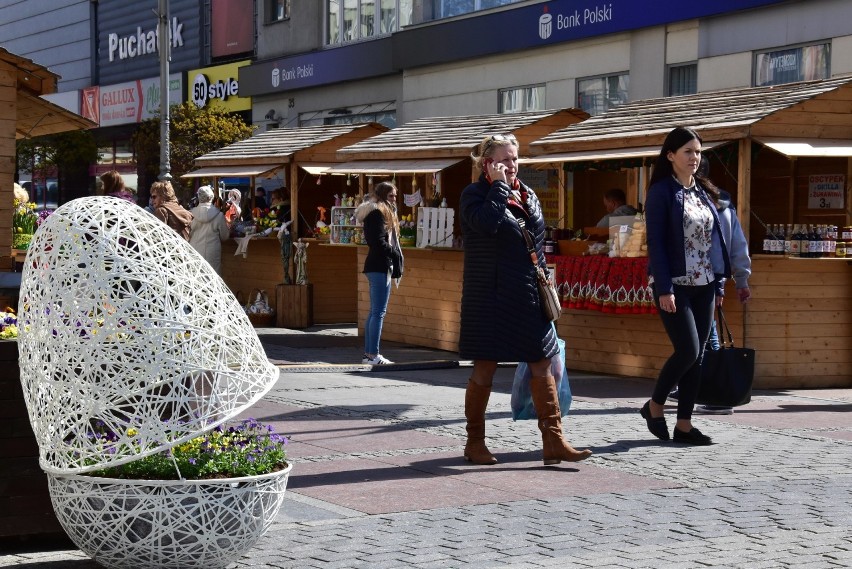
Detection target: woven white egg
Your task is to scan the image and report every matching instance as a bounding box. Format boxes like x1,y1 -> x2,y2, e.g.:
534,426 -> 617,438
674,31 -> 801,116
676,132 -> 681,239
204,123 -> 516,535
17,196 -> 279,475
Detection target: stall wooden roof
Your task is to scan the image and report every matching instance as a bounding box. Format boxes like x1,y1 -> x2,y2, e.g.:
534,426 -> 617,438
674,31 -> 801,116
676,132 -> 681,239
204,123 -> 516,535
531,75 -> 852,155
0,47 -> 95,139
190,122 -> 389,170
336,108 -> 589,161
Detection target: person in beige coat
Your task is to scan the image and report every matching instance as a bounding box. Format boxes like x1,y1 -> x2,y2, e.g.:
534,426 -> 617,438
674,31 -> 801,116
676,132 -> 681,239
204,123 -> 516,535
190,185 -> 230,274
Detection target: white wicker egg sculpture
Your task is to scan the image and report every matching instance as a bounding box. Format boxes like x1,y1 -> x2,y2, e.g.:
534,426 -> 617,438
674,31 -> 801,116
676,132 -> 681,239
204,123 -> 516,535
17,196 -> 279,475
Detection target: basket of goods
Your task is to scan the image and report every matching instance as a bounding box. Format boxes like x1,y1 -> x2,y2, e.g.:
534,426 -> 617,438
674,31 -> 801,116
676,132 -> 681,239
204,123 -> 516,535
245,289 -> 275,327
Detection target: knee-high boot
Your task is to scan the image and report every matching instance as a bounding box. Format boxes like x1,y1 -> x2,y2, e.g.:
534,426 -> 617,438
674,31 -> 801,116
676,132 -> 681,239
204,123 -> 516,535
464,380 -> 497,465
530,375 -> 592,465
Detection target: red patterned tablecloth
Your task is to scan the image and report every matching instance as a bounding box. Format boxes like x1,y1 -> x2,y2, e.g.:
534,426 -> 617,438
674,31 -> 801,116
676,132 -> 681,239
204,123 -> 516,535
553,255 -> 657,314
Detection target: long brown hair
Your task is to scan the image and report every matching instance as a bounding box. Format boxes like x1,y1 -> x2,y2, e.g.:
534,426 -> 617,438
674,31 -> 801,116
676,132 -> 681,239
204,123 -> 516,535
648,126 -> 719,201
372,181 -> 399,235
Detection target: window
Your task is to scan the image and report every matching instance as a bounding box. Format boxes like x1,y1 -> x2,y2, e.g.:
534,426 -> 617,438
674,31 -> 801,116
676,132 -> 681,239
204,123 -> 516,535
577,73 -> 629,116
499,85 -> 545,113
299,107 -> 397,129
668,63 -> 697,97
754,43 -> 830,87
268,0 -> 290,22
432,0 -> 518,19
327,0 -> 412,44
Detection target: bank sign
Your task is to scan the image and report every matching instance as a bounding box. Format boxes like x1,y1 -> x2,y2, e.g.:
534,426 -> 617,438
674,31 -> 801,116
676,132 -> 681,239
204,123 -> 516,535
188,61 -> 251,112
393,0 -> 788,69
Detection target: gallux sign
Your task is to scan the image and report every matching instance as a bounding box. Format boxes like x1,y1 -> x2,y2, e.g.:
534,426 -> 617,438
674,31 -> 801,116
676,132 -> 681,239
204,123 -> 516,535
82,75 -> 182,127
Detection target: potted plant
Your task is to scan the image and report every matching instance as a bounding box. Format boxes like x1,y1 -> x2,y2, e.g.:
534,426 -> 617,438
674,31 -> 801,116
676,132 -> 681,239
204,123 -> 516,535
399,214 -> 416,247
17,197 -> 291,569
12,197 -> 38,250
0,308 -> 17,339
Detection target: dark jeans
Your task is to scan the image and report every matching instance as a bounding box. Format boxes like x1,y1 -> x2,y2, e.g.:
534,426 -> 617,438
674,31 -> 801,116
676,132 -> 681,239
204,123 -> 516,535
652,282 -> 716,420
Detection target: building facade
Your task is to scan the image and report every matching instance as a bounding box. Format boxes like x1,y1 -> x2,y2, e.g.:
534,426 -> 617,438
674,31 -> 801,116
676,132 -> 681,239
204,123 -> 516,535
241,0 -> 852,132
4,0 -> 852,201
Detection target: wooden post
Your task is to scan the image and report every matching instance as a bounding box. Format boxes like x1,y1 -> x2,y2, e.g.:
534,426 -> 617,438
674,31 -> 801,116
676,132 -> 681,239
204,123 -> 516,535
276,283 -> 313,329
0,62 -> 17,271
289,164 -> 299,239
737,138 -> 752,238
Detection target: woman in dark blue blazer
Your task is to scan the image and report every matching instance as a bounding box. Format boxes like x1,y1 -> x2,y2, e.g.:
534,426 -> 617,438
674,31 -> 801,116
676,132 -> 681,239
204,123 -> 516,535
641,127 -> 731,445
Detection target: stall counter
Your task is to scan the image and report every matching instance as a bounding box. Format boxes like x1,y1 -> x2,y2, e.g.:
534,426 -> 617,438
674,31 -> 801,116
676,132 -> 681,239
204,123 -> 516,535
554,254 -> 852,388
221,237 -> 359,325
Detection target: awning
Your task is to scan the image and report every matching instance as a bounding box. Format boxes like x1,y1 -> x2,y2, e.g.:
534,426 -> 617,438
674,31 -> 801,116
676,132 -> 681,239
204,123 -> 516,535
756,138 -> 852,157
300,164 -> 335,175
522,141 -> 728,166
325,158 -> 462,175
18,92 -> 95,139
182,164 -> 282,178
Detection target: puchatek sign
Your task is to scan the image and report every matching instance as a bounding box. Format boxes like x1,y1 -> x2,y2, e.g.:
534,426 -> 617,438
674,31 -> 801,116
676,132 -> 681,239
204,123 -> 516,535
107,17 -> 184,62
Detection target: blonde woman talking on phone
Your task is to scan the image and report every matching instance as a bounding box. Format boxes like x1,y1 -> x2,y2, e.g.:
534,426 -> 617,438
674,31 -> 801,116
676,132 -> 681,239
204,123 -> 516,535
458,133 -> 591,467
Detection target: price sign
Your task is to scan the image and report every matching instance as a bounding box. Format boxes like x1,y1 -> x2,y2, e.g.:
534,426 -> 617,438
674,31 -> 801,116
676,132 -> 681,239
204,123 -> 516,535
807,174 -> 845,209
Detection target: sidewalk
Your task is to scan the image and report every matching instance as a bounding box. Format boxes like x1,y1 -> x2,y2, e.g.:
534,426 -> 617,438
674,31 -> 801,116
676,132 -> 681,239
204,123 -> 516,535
3,325 -> 851,568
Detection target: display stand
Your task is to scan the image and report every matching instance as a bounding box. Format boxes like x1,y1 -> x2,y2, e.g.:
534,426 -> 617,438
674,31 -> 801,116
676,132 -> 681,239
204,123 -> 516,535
277,284 -> 314,329
329,206 -> 361,244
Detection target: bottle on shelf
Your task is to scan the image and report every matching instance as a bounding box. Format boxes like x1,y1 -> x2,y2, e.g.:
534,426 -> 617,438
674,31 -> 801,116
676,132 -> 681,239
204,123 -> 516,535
784,223 -> 793,256
763,224 -> 773,255
789,224 -> 802,257
808,224 -> 820,258
774,224 -> 785,255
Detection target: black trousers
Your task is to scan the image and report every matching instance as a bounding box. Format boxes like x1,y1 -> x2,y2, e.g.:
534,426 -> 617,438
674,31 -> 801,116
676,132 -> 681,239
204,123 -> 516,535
652,282 -> 716,420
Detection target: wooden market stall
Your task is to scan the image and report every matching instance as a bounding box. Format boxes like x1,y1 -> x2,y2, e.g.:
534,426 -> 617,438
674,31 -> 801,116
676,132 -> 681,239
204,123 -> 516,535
1,47 -> 96,539
330,108 -> 588,351
184,123 -> 387,326
526,75 -> 852,389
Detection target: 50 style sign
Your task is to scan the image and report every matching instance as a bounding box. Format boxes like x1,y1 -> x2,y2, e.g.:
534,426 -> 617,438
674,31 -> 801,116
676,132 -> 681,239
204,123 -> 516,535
192,73 -> 239,108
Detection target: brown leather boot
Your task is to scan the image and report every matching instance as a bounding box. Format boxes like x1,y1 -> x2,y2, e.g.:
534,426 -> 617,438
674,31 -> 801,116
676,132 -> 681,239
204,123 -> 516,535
530,374 -> 592,465
464,380 -> 497,465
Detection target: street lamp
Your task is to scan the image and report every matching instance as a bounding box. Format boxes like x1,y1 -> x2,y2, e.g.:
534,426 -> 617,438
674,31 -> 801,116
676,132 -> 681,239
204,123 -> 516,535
158,0 -> 171,182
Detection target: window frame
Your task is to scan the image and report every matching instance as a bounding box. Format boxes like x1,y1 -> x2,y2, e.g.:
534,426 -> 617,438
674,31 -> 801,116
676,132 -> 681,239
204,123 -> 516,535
666,62 -> 698,97
325,0 -> 411,45
576,72 -> 630,116
267,0 -> 290,23
753,41 -> 831,87
498,83 -> 546,114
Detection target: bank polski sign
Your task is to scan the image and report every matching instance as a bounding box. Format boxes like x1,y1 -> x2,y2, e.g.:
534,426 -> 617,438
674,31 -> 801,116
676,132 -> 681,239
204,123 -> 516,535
189,61 -> 251,112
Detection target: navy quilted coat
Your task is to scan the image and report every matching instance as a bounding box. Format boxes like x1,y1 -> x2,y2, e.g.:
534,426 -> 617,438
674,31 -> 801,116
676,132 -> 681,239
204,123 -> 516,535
459,174 -> 558,362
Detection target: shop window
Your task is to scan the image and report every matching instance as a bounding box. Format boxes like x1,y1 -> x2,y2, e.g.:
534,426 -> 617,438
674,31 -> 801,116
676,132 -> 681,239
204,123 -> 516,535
326,0 -> 411,44
577,73 -> 629,116
668,63 -> 697,97
754,43 -> 830,87
499,85 -> 545,113
299,108 -> 397,129
432,0 -> 517,19
268,0 -> 290,22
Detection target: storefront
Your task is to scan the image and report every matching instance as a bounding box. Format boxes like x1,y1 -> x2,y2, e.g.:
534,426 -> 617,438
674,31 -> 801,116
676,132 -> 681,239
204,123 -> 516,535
526,76 -> 852,388
330,108 -> 588,351
184,122 -> 388,325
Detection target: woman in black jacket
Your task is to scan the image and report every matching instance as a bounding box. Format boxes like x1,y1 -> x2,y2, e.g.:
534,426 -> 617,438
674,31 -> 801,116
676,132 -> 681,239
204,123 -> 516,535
355,182 -> 404,365
459,134 -> 591,466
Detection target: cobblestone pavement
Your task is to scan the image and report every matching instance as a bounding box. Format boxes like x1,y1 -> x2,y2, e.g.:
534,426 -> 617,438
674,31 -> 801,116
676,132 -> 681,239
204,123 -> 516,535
3,327 -> 851,568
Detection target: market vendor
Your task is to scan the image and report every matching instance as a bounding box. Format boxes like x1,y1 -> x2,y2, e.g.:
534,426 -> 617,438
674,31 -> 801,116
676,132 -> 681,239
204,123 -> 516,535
596,188 -> 639,228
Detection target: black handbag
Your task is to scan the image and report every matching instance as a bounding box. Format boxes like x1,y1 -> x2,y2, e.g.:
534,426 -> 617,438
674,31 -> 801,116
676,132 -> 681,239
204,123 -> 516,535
696,307 -> 755,407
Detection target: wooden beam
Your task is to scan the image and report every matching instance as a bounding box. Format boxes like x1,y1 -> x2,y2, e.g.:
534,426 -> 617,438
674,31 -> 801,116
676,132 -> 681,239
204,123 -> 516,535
738,138 -> 752,240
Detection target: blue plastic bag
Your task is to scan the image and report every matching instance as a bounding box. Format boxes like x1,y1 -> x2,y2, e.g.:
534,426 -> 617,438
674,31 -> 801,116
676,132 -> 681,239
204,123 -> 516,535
510,335 -> 572,420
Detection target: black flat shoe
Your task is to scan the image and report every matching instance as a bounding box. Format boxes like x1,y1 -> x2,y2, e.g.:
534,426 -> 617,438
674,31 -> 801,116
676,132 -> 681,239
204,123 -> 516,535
673,427 -> 713,445
640,400 -> 670,441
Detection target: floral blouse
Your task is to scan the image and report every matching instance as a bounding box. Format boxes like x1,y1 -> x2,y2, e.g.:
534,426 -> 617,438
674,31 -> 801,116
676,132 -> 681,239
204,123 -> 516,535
672,183 -> 714,286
